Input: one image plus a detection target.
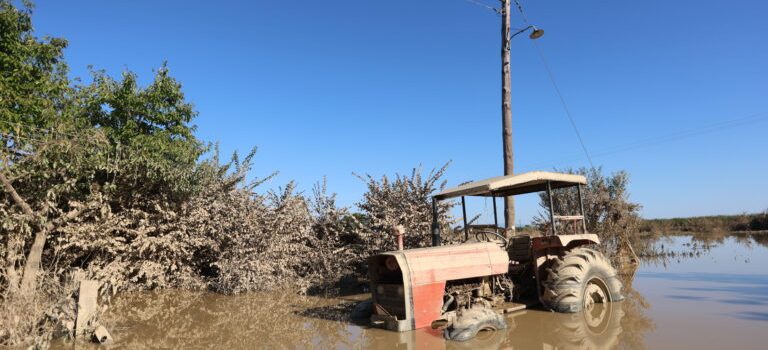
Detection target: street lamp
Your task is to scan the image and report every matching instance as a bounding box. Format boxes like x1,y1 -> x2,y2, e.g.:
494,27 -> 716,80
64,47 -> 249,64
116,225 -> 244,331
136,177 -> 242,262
511,25 -> 545,40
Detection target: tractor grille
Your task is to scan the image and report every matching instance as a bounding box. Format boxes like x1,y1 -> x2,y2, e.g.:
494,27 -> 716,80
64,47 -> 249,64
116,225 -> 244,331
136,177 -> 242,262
373,283 -> 406,320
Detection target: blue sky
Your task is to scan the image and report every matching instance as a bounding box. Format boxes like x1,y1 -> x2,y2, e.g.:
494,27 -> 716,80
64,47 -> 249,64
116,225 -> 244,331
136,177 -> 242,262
29,0 -> 767,224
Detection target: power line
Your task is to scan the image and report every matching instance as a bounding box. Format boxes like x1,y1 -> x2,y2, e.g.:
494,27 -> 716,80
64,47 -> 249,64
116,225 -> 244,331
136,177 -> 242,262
511,0 -> 597,169
521,111 -> 768,170
512,0 -> 531,24
590,112 -> 768,158
531,40 -> 596,169
463,0 -> 499,13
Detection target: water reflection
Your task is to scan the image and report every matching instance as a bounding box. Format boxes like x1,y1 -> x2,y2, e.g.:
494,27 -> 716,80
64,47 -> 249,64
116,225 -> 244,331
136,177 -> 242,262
350,300 -> 641,350
353,273 -> 655,350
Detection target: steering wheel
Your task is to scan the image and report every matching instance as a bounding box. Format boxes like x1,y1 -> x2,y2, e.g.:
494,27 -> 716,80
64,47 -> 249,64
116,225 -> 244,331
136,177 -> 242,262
474,229 -> 508,248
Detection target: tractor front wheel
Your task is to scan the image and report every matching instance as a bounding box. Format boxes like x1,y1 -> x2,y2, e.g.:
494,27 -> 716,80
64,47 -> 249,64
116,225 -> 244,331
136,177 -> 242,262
444,306 -> 507,341
541,247 -> 624,313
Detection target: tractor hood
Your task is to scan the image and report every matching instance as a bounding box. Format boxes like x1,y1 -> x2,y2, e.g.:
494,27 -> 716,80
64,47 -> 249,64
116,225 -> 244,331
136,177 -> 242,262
377,242 -> 510,285
368,242 -> 510,331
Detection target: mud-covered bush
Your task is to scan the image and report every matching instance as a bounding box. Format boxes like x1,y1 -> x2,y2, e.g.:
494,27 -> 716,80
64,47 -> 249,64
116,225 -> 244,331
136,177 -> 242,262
46,160 -> 460,296
307,179 -> 370,277
0,273 -> 80,348
354,163 -> 455,251
211,183 -> 320,294
51,197 -> 210,292
44,149 -> 318,294
43,148 -> 396,295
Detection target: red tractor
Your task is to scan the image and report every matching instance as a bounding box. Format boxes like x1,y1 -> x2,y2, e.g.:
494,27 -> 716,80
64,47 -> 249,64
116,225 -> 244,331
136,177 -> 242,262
368,171 -> 624,341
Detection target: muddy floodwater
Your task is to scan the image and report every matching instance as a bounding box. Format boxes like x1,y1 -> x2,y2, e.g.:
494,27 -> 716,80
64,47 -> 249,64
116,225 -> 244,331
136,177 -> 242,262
56,234 -> 768,349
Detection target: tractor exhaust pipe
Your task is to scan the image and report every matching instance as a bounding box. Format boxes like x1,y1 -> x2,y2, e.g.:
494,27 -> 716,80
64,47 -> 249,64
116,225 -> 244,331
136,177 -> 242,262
393,225 -> 405,250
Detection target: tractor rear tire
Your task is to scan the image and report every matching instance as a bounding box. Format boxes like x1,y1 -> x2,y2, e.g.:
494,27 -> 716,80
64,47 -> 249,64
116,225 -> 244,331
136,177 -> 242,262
542,247 -> 624,313
444,306 -> 507,341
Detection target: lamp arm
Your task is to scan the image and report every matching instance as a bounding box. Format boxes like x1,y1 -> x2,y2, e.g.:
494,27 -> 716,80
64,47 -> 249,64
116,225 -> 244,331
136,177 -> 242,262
509,25 -> 534,39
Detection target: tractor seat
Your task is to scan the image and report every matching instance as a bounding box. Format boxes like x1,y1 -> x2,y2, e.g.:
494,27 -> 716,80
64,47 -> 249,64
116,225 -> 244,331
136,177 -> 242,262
507,235 -> 532,262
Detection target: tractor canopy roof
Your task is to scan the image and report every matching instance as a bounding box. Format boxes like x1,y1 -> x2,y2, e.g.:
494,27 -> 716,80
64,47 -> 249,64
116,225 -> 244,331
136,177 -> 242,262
434,171 -> 586,200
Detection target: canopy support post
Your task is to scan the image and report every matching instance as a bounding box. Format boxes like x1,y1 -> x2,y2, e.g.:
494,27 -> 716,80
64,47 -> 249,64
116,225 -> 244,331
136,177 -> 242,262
492,195 -> 498,229
547,181 -> 556,236
431,198 -> 441,246
577,184 -> 587,234
462,196 -> 469,241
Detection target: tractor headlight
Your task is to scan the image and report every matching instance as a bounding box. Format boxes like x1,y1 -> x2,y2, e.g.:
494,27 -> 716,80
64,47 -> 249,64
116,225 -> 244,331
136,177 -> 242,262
397,286 -> 404,297
385,256 -> 399,271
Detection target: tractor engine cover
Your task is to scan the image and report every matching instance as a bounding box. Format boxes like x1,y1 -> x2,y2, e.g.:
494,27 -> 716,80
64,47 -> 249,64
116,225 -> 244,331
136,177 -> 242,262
368,242 -> 510,332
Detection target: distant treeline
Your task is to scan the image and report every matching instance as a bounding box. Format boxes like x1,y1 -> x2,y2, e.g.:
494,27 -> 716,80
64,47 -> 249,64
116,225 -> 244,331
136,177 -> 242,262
640,212 -> 768,234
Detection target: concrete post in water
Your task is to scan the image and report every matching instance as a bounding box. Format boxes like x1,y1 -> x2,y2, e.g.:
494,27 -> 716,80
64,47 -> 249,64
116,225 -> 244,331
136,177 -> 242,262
75,280 -> 99,338
92,325 -> 113,344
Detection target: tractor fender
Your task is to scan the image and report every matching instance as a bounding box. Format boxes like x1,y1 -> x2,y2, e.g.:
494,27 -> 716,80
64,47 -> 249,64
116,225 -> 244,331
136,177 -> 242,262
532,234 -> 600,251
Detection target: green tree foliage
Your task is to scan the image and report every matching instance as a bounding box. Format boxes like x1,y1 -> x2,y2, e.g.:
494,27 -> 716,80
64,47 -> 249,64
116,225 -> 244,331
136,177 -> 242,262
75,66 -> 204,207
0,0 -> 70,135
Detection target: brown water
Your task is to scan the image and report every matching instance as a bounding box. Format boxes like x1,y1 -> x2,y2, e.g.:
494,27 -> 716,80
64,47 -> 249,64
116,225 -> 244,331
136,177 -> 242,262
55,235 -> 768,349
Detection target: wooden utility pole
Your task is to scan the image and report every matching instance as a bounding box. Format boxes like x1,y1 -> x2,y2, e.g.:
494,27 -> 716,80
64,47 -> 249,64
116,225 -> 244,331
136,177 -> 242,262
501,0 -> 515,234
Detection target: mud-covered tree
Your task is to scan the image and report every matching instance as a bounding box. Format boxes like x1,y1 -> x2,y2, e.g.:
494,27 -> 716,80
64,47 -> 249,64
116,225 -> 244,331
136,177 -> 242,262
0,0 -> 204,298
43,70 -> 207,291
0,0 -> 83,296
74,65 -> 204,208
0,0 -> 70,136
0,3 -> 104,346
1,66 -> 203,297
